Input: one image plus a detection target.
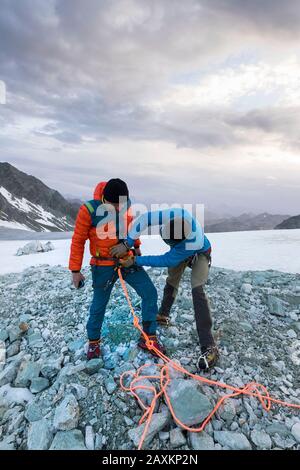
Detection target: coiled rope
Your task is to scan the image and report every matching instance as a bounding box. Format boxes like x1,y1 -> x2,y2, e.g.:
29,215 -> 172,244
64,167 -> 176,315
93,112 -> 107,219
117,268 -> 300,450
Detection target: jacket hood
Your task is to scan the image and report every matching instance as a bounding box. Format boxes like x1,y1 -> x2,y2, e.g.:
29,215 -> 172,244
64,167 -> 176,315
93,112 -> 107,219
93,182 -> 107,201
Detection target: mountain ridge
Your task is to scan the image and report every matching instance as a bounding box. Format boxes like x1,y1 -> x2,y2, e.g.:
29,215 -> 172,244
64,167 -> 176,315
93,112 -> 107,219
0,162 -> 80,232
275,214 -> 300,230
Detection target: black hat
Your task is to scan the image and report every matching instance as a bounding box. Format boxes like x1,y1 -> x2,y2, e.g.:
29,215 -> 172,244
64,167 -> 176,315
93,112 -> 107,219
103,178 -> 129,203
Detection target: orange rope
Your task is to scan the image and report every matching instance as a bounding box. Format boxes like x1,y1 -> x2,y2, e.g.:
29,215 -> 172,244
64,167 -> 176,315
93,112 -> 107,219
117,268 -> 300,450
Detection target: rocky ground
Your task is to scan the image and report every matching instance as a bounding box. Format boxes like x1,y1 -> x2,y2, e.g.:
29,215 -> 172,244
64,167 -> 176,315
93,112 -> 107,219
0,264 -> 300,451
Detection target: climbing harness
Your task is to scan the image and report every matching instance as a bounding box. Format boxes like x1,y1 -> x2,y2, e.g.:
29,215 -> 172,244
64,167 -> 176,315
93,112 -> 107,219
117,268 -> 300,450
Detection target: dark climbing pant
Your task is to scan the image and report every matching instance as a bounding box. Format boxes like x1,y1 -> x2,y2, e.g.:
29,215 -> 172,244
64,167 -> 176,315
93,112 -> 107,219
87,265 -> 158,341
159,253 -> 215,348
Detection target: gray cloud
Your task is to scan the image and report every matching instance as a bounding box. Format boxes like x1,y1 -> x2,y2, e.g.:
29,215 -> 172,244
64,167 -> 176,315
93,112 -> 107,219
1,0 -> 300,214
1,0 -> 300,149
227,107 -> 300,150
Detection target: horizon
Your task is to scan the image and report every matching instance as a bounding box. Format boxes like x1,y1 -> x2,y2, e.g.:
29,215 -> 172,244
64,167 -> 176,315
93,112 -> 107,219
0,160 -> 295,220
0,1 -> 300,215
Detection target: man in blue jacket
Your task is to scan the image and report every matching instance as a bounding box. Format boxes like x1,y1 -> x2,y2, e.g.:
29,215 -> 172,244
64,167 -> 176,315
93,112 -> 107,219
110,208 -> 219,370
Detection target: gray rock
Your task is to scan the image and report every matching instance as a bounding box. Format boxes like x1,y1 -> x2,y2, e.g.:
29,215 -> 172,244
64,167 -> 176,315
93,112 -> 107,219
104,377 -> 117,395
27,332 -> 44,348
240,321 -> 253,333
6,341 -> 21,358
68,339 -> 85,353
15,360 -> 41,387
0,383 -> 33,406
50,430 -> 86,450
95,433 -> 103,450
268,295 -> 286,317
84,359 -> 104,375
30,377 -> 50,394
53,394 -> 80,431
25,402 -> 43,422
272,434 -> 296,449
85,426 -> 95,450
68,383 -> 88,400
241,283 -> 252,294
27,419 -> 52,450
287,329 -> 297,339
214,431 -> 252,450
250,430 -> 272,450
41,356 -> 62,379
291,423 -> 300,443
159,431 -> 169,441
170,428 -> 186,448
0,434 -> 15,450
134,378 -> 155,407
0,330 -> 9,342
217,401 -> 236,424
266,423 -> 291,437
0,363 -> 19,386
44,241 -> 55,252
167,379 -> 212,427
128,411 -> 170,448
189,431 -> 215,450
7,326 -> 23,343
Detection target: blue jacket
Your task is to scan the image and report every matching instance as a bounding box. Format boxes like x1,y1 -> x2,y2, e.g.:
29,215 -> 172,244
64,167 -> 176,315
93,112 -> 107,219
126,208 -> 211,268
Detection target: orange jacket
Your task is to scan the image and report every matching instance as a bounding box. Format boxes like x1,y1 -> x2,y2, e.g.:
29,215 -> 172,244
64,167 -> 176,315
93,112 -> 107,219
69,182 -> 141,271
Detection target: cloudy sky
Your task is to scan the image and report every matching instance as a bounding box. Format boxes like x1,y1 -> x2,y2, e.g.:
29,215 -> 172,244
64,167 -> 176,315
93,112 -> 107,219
0,0 -> 300,215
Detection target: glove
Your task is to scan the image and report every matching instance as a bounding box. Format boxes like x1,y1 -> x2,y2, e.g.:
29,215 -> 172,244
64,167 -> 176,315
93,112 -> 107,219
72,272 -> 85,288
110,242 -> 128,258
119,255 -> 135,268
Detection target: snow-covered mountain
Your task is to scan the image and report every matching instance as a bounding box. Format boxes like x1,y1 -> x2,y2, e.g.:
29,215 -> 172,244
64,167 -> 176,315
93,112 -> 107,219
205,212 -> 290,233
275,214 -> 300,230
0,162 -> 80,232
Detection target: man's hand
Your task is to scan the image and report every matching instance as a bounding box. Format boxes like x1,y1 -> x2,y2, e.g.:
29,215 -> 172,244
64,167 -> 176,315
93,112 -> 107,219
134,247 -> 142,256
119,255 -> 135,268
72,272 -> 85,288
110,243 -> 128,258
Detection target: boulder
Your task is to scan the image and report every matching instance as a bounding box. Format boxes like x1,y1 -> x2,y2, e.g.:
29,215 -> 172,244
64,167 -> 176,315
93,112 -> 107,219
16,240 -> 54,256
267,295 -> 286,317
50,430 -> 86,450
291,423 -> 300,443
53,394 -> 80,431
15,360 -> 41,387
170,428 -> 186,448
250,429 -> 272,450
128,411 -> 170,448
30,377 -> 50,394
27,419 -> 52,450
0,363 -> 19,387
214,431 -> 252,450
167,379 -> 212,427
0,384 -> 33,406
189,431 -> 215,450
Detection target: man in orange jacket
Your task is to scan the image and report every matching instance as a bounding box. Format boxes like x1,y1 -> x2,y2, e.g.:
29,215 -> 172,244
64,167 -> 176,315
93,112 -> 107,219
69,178 -> 165,360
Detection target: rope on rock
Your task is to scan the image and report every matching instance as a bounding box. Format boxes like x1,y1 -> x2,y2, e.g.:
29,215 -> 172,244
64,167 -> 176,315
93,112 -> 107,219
117,268 -> 300,450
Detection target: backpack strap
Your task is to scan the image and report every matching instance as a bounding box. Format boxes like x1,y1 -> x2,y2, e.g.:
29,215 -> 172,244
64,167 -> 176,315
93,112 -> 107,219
84,199 -> 100,216
85,201 -> 96,215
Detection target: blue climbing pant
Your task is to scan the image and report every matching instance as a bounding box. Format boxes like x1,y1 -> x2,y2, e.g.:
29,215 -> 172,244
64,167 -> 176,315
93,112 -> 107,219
87,265 -> 158,340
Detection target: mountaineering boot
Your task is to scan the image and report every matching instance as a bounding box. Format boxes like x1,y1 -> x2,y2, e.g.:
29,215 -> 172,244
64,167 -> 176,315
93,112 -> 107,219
87,340 -> 101,360
157,282 -> 176,325
138,335 -> 167,357
156,313 -> 170,326
197,345 -> 219,371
